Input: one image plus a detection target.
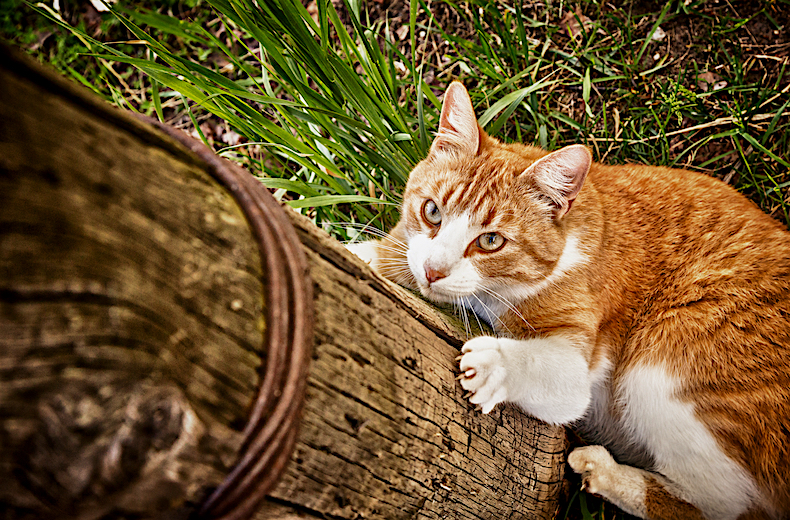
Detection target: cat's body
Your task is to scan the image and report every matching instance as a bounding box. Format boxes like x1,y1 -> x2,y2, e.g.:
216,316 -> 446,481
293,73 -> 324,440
350,82 -> 790,520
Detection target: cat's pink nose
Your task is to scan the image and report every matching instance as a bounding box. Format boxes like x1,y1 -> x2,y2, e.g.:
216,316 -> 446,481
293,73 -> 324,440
424,264 -> 447,284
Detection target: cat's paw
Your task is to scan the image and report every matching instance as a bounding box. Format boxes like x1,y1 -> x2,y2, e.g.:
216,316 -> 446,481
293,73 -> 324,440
568,445 -> 618,496
346,241 -> 377,265
458,336 -> 508,414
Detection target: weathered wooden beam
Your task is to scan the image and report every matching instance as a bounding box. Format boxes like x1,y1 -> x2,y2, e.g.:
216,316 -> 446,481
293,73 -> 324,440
0,45 -> 567,520
257,207 -> 568,520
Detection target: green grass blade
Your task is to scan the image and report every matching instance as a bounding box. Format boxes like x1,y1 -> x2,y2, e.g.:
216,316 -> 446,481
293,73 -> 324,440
287,194 -> 394,209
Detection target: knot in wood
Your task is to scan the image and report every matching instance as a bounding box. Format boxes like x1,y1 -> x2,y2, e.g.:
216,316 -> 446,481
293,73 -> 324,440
11,383 -> 200,516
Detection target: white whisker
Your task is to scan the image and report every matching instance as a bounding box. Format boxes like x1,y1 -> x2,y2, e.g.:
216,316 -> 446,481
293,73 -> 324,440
393,274 -> 414,285
375,266 -> 413,276
480,286 -> 535,332
369,244 -> 409,255
376,270 -> 413,286
457,297 -> 471,339
340,237 -> 408,252
375,259 -> 411,268
375,262 -> 410,270
471,293 -> 511,337
329,222 -> 408,249
465,295 -> 486,335
376,270 -> 411,278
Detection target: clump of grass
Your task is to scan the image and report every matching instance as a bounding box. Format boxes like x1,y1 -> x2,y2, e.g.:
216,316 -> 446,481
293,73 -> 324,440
33,0 -> 420,234
24,0 -> 562,239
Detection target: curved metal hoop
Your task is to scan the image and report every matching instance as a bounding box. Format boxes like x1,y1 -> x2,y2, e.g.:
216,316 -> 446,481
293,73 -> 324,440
140,117 -> 313,520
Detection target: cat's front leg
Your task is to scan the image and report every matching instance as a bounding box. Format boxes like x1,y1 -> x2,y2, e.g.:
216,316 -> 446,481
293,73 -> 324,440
459,335 -> 591,425
345,241 -> 379,265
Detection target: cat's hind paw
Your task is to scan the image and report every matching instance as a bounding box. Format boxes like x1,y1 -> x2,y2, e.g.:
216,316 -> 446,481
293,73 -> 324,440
459,336 -> 508,414
568,445 -> 618,496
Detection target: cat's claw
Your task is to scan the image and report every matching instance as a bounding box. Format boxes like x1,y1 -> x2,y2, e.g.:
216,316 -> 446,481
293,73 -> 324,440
458,336 -> 508,414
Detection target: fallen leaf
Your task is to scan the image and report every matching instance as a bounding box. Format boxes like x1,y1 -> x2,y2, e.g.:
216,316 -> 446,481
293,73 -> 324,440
697,71 -> 720,92
560,7 -> 593,39
395,25 -> 409,41
712,80 -> 728,91
221,129 -> 242,146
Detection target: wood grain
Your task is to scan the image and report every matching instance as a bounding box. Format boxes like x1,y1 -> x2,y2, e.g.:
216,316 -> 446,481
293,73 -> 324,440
0,47 -> 263,518
257,209 -> 568,520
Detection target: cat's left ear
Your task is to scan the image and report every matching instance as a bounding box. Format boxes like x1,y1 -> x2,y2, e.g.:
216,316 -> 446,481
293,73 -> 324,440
525,144 -> 592,219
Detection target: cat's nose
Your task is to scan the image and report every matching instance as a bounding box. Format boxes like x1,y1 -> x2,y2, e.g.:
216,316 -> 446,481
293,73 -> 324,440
424,264 -> 447,284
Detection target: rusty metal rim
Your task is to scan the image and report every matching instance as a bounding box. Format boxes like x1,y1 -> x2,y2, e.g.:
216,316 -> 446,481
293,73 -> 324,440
138,117 -> 313,520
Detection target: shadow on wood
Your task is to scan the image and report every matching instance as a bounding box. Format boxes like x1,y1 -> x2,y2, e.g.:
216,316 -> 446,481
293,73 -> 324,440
0,45 -> 567,520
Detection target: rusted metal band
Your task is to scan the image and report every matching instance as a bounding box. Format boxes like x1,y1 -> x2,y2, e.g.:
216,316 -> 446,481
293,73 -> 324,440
137,116 -> 313,520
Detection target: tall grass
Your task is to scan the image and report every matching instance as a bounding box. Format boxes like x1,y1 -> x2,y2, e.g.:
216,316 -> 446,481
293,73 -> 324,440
27,0 -> 567,238
36,0 -> 414,234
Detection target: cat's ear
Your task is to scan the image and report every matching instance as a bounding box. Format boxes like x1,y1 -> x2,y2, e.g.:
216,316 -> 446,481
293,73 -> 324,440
430,82 -> 481,157
525,144 -> 592,218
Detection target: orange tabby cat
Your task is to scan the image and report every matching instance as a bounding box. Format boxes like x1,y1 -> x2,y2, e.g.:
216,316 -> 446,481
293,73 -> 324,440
349,82 -> 790,520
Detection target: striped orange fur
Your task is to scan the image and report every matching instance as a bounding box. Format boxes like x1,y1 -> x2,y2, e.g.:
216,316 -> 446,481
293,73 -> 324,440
353,82 -> 790,520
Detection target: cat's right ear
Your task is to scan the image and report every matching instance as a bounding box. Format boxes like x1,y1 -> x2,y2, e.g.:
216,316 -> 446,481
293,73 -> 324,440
430,82 -> 481,157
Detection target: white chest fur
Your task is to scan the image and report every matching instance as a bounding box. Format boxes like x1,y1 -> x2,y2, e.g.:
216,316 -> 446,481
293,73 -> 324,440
579,362 -> 762,520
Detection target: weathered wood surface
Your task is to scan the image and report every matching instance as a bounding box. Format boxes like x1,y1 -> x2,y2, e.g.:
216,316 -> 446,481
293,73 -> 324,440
0,45 -> 567,520
258,210 -> 568,520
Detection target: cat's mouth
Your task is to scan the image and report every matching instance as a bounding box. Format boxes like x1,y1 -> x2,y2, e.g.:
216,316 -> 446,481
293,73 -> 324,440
419,284 -> 455,303
418,280 -> 477,304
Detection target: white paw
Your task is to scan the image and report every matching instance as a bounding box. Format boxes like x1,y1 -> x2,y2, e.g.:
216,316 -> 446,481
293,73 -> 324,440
458,336 -> 508,414
568,445 -> 618,496
346,241 -> 377,265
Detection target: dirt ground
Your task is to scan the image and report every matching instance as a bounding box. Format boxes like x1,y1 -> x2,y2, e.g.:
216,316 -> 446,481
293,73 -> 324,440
362,0 -> 790,83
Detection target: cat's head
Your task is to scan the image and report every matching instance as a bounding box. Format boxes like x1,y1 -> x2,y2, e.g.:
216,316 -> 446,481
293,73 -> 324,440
400,82 -> 592,308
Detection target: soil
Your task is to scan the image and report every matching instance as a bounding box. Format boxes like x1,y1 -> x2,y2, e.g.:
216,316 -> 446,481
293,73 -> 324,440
363,0 -> 790,85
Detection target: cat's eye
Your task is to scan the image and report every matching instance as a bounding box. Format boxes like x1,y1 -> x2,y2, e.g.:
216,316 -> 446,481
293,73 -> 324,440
422,199 -> 442,226
476,232 -> 505,252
